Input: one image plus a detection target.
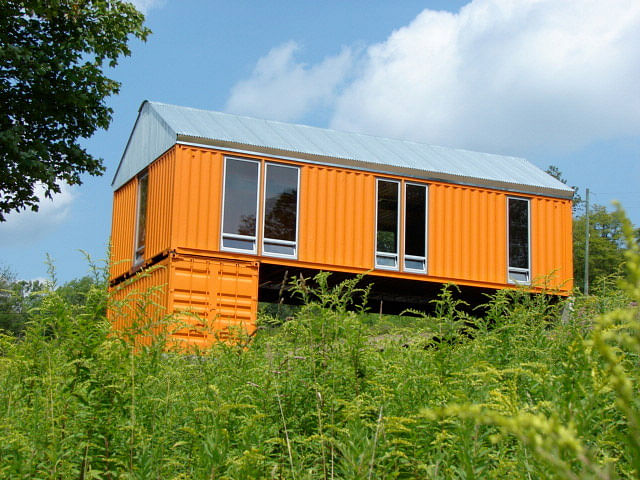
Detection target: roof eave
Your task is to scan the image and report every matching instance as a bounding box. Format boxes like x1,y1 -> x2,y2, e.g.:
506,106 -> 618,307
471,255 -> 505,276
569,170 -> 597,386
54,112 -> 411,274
176,134 -> 574,200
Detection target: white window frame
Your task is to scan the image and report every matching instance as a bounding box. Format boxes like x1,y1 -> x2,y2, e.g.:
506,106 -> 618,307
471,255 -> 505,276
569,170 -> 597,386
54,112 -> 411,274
375,178 -> 401,270
262,162 -> 300,259
220,157 -> 261,255
133,171 -> 148,266
403,182 -> 428,274
507,196 -> 531,285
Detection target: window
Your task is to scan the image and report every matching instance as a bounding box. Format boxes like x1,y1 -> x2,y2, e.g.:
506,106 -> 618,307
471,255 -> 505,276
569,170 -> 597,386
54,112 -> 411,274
508,197 -> 530,283
375,179 -> 428,272
263,163 -> 299,257
404,183 -> 427,272
134,172 -> 149,265
376,180 -> 400,269
221,158 -> 260,253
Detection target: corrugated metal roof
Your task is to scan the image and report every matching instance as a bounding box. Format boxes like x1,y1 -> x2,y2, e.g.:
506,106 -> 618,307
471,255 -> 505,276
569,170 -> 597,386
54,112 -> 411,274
112,101 -> 574,198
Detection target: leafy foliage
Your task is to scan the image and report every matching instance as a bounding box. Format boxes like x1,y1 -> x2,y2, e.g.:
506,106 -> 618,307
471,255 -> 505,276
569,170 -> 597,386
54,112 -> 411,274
546,165 -> 636,291
0,0 -> 150,220
0,219 -> 639,478
573,205 -> 627,290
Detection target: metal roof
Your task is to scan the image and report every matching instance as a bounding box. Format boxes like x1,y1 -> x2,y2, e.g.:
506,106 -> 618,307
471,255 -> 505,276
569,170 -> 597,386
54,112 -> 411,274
112,101 -> 574,198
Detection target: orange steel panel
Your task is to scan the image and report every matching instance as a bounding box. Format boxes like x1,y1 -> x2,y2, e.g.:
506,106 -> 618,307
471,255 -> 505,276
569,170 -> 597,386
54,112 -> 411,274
531,197 -> 573,292
110,142 -> 573,294
146,147 -> 176,260
110,178 -> 137,280
109,254 -> 258,348
299,165 -> 375,269
168,255 -> 258,346
428,183 -> 507,285
171,146 -> 223,254
108,257 -> 170,347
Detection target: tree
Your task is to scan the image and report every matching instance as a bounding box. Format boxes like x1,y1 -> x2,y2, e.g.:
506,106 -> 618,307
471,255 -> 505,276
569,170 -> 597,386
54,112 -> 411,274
0,0 -> 150,221
573,205 -> 627,290
545,165 -> 583,213
0,266 -> 44,335
546,166 -> 634,291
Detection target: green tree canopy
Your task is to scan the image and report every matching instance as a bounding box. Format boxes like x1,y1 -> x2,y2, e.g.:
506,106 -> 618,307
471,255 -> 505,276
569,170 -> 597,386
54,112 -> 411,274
573,205 -> 627,291
0,0 -> 150,221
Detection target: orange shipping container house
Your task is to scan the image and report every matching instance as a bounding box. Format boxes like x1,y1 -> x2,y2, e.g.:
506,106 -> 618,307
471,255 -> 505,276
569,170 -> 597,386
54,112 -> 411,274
109,101 -> 574,346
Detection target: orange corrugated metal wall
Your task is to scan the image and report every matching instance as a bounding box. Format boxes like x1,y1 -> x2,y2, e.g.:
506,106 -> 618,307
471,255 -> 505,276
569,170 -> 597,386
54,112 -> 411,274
170,146 -> 223,255
109,254 -> 258,347
110,177 -> 138,280
109,258 -> 170,346
169,255 -> 258,345
531,197 -> 573,291
299,165 -> 376,269
109,143 -> 573,294
145,147 -> 176,260
428,183 -> 507,286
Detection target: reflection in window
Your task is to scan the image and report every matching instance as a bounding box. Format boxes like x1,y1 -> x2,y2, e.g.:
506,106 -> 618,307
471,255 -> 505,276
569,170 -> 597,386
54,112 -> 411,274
263,164 -> 299,257
508,197 -> 530,283
222,158 -> 259,252
376,180 -> 399,268
134,172 -> 148,265
404,183 -> 427,272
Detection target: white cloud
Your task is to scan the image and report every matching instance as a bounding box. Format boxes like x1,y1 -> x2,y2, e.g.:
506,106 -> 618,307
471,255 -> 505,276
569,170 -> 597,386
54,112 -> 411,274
0,184 -> 75,247
227,0 -> 640,155
128,0 -> 166,14
331,0 -> 640,154
225,41 -> 354,122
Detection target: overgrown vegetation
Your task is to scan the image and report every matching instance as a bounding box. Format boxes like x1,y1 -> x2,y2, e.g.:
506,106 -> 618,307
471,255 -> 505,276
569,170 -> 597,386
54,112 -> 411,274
0,217 -> 639,478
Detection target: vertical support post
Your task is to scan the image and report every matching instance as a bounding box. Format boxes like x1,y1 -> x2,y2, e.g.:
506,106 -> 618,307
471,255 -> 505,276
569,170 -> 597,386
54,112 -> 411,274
584,188 -> 590,295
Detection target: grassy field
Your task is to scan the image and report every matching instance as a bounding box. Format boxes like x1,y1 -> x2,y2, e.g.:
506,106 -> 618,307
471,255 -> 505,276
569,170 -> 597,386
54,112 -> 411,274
1,232 -> 639,478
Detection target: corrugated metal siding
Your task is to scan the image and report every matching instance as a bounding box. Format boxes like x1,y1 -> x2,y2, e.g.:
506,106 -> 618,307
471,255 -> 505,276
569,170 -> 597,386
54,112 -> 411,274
108,259 -> 170,347
110,178 -> 137,280
109,254 -> 258,348
146,147 -> 176,260
171,146 -> 223,254
299,165 -> 375,269
112,103 -> 177,190
531,197 -> 573,292
113,101 -> 573,198
428,183 -> 507,285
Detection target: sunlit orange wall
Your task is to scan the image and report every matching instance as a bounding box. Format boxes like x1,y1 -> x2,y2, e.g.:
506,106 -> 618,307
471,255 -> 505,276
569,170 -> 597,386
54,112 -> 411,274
531,197 -> 574,291
170,146 -> 223,254
299,165 -> 376,269
110,143 -> 573,293
108,254 -> 258,347
428,183 -> 507,286
146,147 -> 176,260
110,177 -> 137,279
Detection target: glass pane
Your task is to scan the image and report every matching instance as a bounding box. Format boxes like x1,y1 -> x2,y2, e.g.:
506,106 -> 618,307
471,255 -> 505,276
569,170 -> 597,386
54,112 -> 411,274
509,270 -> 529,283
508,198 -> 529,269
405,258 -> 425,271
264,242 -> 295,256
377,181 -> 398,254
136,174 -> 148,252
405,184 -> 426,257
264,165 -> 298,242
376,255 -> 397,267
223,159 -> 259,236
222,237 -> 255,251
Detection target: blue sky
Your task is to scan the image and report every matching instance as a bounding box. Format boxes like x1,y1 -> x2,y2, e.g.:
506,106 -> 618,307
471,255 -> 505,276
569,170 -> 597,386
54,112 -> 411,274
1,0 -> 639,283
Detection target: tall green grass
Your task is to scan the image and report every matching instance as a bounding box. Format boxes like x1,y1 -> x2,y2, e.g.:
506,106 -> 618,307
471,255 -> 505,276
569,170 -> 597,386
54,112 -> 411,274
1,223 -> 639,478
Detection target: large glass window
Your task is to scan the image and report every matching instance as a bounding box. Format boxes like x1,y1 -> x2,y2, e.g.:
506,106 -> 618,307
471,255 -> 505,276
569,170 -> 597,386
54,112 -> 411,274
263,163 -> 299,257
376,180 -> 400,269
508,197 -> 530,283
404,183 -> 427,272
134,172 -> 148,265
222,158 -> 260,252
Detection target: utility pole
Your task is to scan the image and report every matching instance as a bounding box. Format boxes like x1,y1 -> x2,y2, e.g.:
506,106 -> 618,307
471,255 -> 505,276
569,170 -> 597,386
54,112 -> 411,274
584,188 -> 590,295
